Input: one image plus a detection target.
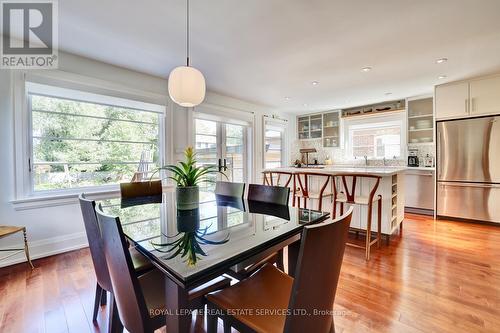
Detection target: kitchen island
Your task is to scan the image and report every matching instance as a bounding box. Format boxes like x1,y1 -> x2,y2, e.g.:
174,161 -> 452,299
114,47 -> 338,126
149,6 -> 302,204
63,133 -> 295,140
263,166 -> 406,236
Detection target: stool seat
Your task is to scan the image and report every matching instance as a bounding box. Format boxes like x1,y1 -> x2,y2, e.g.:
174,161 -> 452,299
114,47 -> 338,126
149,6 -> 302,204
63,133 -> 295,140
0,226 -> 25,238
336,193 -> 382,205
295,190 -> 334,199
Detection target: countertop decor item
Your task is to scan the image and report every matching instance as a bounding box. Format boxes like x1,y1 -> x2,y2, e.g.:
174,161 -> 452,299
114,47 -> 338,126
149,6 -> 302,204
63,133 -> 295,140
168,0 -> 206,107
154,147 -> 225,210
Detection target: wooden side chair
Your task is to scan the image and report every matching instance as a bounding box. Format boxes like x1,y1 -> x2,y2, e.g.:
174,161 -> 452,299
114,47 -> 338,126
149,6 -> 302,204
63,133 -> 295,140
207,207 -> 354,333
334,174 -> 382,261
94,205 -> 231,333
215,181 -> 246,198
0,226 -> 34,269
120,180 -> 162,198
294,172 -> 336,212
79,194 -> 154,332
247,184 -> 290,206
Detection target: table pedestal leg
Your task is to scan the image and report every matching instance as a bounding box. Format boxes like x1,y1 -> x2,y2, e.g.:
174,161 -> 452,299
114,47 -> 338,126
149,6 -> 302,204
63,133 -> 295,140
287,240 -> 301,278
165,277 -> 191,333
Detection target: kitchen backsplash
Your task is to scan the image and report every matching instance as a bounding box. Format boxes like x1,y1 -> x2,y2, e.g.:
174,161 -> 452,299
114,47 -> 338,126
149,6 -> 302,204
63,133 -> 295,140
290,139 -> 434,167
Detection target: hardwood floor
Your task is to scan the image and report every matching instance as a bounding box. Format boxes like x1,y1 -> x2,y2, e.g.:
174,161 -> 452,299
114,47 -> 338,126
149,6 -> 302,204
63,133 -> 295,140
1,214 -> 499,333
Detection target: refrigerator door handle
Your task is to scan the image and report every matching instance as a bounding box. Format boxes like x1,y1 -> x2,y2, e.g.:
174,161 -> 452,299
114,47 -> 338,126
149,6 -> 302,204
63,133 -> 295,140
438,182 -> 500,188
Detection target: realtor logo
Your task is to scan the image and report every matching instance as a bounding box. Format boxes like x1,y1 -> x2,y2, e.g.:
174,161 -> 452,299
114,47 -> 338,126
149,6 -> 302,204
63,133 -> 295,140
1,0 -> 58,68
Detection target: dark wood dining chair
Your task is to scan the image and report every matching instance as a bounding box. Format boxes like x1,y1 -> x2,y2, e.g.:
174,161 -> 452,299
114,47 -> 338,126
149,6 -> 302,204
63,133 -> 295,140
294,172 -> 335,211
120,180 -> 162,198
247,184 -> 290,206
215,181 -> 246,198
334,174 -> 382,261
207,207 -> 354,333
79,194 -> 153,332
94,205 -> 231,333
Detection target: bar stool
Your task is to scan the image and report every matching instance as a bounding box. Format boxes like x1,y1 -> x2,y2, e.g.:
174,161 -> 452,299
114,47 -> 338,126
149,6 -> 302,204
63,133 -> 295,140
294,172 -> 336,212
334,174 -> 382,261
0,226 -> 34,269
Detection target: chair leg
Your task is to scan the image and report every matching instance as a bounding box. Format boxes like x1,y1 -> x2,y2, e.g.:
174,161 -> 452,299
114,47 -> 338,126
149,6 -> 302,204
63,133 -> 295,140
108,295 -> 123,333
365,203 -> 373,261
100,289 -> 107,306
223,319 -> 232,333
206,303 -> 218,333
377,199 -> 382,249
93,283 -> 103,323
23,229 -> 34,269
276,249 -> 284,271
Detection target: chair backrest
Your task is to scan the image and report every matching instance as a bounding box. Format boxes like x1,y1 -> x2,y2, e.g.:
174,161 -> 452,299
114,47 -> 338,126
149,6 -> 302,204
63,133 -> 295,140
336,173 -> 381,204
95,206 -> 151,333
78,194 -> 113,292
215,181 -> 246,198
120,180 -> 162,198
284,207 -> 353,333
262,171 -> 293,187
247,184 -> 290,205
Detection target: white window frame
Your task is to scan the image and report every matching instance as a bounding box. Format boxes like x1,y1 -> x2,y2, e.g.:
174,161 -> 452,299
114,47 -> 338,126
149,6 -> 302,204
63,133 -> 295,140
11,71 -> 172,207
344,112 -> 406,161
262,116 -> 287,169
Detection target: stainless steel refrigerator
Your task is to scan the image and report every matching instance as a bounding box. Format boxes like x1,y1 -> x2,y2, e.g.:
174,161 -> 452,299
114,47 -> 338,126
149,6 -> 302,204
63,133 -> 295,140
437,116 -> 500,223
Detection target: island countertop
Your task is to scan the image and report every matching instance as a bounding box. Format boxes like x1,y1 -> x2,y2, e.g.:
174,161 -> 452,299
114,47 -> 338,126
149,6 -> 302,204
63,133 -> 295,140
264,166 -> 407,176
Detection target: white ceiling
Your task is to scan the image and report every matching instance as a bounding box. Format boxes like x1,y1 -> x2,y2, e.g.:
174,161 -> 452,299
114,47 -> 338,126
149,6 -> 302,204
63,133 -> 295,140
57,0 -> 500,113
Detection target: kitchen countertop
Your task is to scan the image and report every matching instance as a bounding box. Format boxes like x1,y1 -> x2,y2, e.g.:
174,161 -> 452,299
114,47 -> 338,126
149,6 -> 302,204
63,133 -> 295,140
406,166 -> 435,171
265,166 -> 407,176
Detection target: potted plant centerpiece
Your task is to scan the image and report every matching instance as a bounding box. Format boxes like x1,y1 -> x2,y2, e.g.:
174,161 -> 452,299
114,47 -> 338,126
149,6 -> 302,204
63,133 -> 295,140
156,147 -> 224,210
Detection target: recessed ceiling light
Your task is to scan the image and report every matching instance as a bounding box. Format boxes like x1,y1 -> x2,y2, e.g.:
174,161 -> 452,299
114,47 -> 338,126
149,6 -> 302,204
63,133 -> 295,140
311,81 -> 319,86
303,103 -> 308,107
438,75 -> 447,79
436,58 -> 448,64
385,92 -> 392,96
361,67 -> 372,72
284,96 -> 291,101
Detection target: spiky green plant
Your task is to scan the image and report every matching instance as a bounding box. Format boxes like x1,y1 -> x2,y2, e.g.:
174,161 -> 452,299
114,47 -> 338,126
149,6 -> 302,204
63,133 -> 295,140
153,146 -> 225,186
151,226 -> 229,266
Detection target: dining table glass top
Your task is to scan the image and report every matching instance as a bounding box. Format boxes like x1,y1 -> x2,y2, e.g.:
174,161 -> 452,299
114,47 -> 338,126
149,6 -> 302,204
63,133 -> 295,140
99,190 -> 328,283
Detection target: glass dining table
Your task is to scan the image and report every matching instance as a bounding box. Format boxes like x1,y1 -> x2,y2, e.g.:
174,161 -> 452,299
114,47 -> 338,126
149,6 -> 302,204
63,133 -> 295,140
99,190 -> 329,332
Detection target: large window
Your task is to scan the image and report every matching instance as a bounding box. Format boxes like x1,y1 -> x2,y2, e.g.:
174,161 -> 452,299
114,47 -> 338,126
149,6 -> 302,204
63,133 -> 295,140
28,84 -> 164,193
264,119 -> 286,168
346,117 -> 404,159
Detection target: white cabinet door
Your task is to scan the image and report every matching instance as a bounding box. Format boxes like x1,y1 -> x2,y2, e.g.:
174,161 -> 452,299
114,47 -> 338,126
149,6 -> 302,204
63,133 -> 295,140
470,75 -> 500,116
435,82 -> 469,120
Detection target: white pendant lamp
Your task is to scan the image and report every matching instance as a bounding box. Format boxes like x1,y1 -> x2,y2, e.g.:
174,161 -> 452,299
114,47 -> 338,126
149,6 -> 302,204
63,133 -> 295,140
168,0 -> 206,107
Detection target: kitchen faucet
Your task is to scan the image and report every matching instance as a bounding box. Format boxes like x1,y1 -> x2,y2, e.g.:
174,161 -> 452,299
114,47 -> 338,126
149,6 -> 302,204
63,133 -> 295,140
383,157 -> 387,166
364,155 -> 368,166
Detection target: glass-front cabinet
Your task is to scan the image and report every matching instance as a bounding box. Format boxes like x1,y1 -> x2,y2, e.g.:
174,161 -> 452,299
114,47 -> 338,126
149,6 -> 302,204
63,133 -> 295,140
322,111 -> 340,147
407,97 -> 433,144
297,111 -> 340,147
297,114 -> 322,139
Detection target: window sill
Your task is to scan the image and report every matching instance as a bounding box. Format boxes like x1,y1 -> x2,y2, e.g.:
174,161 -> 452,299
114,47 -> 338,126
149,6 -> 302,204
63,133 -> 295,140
10,185 -> 174,211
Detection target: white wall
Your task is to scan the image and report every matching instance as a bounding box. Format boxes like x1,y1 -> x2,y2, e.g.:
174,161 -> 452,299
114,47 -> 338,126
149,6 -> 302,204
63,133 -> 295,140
0,52 -> 291,267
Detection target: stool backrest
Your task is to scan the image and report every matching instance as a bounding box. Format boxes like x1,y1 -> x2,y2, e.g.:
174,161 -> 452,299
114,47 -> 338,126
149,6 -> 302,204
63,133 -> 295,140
262,171 -> 293,187
336,173 -> 381,204
248,184 -> 290,205
78,194 -> 113,292
284,207 -> 353,333
95,205 -> 152,333
295,172 -> 334,198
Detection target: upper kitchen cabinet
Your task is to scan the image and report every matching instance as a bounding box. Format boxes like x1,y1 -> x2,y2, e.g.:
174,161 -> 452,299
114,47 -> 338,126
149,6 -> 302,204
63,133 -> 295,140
435,73 -> 500,120
470,75 -> 500,116
297,113 -> 322,139
322,111 -> 340,147
435,82 -> 469,120
407,97 -> 433,144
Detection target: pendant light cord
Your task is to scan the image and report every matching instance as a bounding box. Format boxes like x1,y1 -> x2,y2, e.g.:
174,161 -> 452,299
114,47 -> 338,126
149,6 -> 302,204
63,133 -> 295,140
186,0 -> 190,67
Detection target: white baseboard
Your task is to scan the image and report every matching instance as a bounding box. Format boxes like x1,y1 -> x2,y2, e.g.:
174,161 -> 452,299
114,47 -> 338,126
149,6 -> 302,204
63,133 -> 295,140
0,232 -> 89,268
